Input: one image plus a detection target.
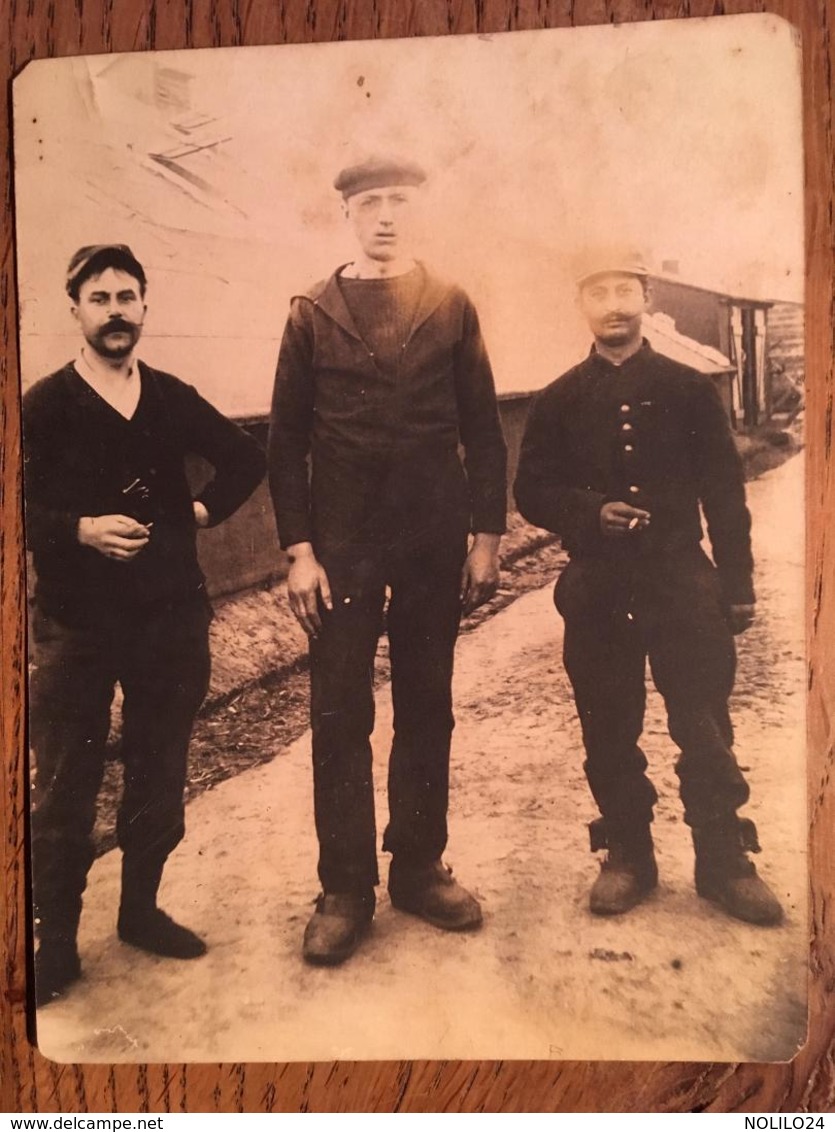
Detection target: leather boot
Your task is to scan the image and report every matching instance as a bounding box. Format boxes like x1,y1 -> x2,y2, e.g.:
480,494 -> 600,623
692,817 -> 784,926
34,901 -> 83,1008
303,891 -> 376,965
388,859 -> 483,930
118,853 -> 207,959
588,817 -> 658,916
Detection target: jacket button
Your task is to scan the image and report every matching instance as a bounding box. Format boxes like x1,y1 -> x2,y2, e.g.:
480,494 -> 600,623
629,484 -> 640,494
620,403 -> 631,413
621,423 -> 633,432
624,445 -> 634,453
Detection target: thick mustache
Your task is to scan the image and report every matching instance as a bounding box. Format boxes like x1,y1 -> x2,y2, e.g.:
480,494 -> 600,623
102,320 -> 135,333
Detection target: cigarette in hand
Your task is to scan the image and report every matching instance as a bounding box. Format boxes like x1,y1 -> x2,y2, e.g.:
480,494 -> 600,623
628,517 -> 640,531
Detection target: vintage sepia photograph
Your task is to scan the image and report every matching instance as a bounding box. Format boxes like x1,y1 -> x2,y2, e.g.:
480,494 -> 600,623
13,13 -> 806,1063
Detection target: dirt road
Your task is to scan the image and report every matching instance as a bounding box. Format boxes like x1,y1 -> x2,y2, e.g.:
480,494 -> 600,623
37,454 -> 807,1064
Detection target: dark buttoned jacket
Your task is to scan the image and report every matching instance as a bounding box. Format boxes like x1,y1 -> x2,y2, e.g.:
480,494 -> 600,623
268,264 -> 507,554
514,341 -> 754,605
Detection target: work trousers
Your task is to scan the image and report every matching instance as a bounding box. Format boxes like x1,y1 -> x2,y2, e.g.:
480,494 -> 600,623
554,549 -> 751,832
309,537 -> 467,893
29,600 -> 212,941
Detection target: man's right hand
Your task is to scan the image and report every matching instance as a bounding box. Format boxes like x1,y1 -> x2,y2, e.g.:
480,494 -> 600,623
77,514 -> 151,561
286,542 -> 333,638
599,501 -> 651,537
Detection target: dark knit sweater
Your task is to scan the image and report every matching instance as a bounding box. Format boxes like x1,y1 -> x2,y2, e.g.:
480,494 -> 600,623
22,361 -> 266,626
337,267 -> 424,376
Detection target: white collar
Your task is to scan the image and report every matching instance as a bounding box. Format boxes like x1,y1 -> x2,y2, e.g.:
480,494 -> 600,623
74,345 -> 138,385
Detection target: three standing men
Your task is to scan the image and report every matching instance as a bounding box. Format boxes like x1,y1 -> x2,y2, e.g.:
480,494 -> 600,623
514,248 -> 783,926
25,213 -> 783,1009
24,245 -> 265,1006
268,157 -> 508,964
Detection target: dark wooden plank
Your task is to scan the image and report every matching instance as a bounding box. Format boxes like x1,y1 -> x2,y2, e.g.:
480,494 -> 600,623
1,0 -> 832,1112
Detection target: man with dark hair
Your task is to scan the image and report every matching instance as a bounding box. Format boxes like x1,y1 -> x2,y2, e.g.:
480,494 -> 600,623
514,247 -> 783,926
268,157 -> 507,965
23,245 -> 265,1006
65,243 -> 149,303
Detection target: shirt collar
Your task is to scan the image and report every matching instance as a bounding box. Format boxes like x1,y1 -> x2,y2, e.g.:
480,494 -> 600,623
588,337 -> 653,371
74,344 -> 138,385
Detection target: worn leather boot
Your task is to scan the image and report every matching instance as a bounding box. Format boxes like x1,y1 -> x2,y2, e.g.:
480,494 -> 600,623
588,818 -> 658,916
35,937 -> 82,1008
33,897 -> 83,1007
692,817 -> 784,926
118,853 -> 207,959
388,859 -> 483,930
302,891 -> 375,965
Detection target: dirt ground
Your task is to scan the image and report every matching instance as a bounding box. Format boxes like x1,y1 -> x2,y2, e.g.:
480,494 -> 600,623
36,454 -> 807,1065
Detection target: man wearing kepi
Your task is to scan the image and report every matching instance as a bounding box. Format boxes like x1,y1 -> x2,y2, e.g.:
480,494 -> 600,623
23,245 -> 265,1006
269,156 -> 507,964
514,247 -> 783,925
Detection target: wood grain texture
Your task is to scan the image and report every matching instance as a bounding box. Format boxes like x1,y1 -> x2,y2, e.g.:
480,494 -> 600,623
1,0 -> 832,1113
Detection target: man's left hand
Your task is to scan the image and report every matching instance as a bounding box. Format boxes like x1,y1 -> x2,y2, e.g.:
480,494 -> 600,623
727,603 -> 756,634
461,533 -> 501,615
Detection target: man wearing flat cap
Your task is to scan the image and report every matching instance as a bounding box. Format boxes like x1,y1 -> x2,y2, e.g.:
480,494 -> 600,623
23,244 -> 265,1006
514,247 -> 783,926
269,156 -> 507,964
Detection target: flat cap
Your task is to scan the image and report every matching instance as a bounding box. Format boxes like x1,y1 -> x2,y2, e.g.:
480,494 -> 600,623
573,245 -> 650,288
66,244 -> 146,296
334,155 -> 427,198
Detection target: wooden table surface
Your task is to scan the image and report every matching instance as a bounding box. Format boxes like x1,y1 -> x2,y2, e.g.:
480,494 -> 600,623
1,0 -> 833,1114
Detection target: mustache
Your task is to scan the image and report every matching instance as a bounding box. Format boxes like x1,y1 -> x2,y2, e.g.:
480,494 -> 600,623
101,319 -> 137,333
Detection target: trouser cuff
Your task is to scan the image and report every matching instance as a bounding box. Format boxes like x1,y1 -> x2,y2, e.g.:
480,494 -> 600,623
318,860 -> 380,894
589,814 -> 655,853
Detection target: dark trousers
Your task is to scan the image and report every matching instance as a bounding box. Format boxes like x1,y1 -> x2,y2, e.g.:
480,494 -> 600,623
310,538 -> 467,893
29,600 -> 212,941
555,549 -> 750,832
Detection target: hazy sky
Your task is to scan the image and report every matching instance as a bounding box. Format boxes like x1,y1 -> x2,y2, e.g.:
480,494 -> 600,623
15,14 -> 803,411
